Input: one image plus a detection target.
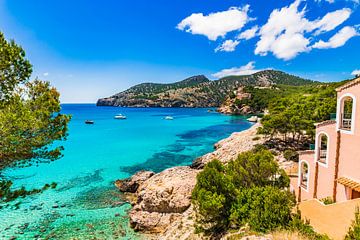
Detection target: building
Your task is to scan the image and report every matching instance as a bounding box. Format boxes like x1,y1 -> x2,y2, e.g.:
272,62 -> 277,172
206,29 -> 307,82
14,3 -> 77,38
295,76 -> 360,203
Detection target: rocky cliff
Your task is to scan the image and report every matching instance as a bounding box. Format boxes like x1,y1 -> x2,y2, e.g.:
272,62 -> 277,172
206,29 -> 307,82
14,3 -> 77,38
97,70 -> 314,108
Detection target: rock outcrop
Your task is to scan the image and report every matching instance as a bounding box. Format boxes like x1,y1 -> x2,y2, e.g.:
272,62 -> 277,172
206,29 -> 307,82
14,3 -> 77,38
217,86 -> 254,115
117,166 -> 199,234
192,123 -> 264,168
115,170 -> 154,193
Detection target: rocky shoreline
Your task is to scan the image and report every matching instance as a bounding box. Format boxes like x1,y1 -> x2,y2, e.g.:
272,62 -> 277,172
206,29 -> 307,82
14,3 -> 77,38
115,123 -> 264,239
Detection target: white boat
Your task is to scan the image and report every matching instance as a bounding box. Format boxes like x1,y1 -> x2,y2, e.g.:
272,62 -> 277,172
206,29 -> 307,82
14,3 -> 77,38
247,116 -> 258,122
114,114 -> 127,119
164,116 -> 174,120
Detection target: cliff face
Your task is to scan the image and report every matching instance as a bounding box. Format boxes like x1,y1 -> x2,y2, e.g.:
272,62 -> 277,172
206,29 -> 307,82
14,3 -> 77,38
217,86 -> 253,115
97,70 -> 315,108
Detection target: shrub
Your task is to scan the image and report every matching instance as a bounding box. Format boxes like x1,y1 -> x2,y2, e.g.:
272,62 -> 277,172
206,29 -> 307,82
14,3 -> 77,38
229,186 -> 295,232
284,149 -> 299,162
345,206 -> 360,240
288,209 -> 330,240
192,148 -> 292,233
320,197 -> 334,205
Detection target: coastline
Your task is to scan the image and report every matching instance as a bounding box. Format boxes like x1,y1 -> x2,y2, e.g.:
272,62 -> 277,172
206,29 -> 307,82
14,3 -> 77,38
116,122 -> 264,239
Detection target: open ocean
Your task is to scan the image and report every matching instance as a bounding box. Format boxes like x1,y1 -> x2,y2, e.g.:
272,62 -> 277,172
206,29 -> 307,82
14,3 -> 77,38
0,104 -> 252,239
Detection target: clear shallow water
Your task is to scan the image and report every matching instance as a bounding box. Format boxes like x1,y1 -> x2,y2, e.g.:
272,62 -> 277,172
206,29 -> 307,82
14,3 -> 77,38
0,104 -> 252,239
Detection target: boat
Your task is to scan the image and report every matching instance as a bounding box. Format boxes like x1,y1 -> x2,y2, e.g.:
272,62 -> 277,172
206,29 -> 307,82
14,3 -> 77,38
85,120 -> 94,124
247,116 -> 258,123
114,114 -> 127,119
164,116 -> 174,120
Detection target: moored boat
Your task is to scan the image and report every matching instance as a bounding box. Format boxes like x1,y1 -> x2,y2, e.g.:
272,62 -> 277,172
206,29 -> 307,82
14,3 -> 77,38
114,114 -> 127,119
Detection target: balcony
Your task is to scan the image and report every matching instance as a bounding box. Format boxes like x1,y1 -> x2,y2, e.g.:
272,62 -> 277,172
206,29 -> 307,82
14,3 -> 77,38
341,113 -> 352,130
318,150 -> 327,163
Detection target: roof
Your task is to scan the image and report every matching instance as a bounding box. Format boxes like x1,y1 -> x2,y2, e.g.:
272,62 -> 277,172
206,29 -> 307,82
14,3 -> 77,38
336,77 -> 360,92
298,150 -> 315,155
315,120 -> 336,128
337,177 -> 360,192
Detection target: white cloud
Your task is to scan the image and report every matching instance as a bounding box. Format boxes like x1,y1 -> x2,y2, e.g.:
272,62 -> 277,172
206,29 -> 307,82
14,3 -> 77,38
316,0 -> 359,3
312,26 -> 359,49
43,72 -> 49,77
255,0 -> 312,60
237,26 -> 259,40
215,40 -> 240,52
351,69 -> 360,76
254,0 -> 353,60
212,61 -> 264,78
313,8 -> 352,35
177,6 -> 251,41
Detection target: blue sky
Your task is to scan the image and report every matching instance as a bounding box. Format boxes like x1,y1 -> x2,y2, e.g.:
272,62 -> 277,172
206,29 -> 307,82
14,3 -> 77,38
0,0 -> 359,102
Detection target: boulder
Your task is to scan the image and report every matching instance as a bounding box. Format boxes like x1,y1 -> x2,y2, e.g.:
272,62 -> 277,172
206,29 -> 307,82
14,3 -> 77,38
115,170 -> 155,193
129,166 -> 199,233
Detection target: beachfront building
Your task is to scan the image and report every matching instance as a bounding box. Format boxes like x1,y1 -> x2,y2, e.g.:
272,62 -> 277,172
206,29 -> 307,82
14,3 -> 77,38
295,76 -> 360,203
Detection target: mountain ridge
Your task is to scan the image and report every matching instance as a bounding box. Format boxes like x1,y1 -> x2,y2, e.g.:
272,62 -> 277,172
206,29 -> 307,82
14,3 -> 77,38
96,70 -> 317,108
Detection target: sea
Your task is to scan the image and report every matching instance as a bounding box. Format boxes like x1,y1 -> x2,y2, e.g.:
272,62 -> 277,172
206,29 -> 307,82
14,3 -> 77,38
0,104 -> 252,239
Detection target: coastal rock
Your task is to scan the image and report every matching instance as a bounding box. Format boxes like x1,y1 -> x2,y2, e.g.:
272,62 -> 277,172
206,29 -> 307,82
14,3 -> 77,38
129,210 -> 182,233
217,87 -> 254,115
129,166 -> 199,233
115,170 -> 155,193
192,123 -> 264,168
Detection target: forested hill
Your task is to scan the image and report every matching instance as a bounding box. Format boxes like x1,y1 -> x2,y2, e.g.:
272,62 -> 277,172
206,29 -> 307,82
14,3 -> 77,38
96,70 -> 316,108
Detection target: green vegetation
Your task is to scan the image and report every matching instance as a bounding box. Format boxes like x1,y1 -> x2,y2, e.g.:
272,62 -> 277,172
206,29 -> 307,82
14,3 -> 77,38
0,180 -> 57,203
192,147 -> 292,233
192,147 -> 329,239
284,149 -> 299,162
345,206 -> 360,240
0,32 -> 70,170
257,83 -> 345,146
99,70 -> 316,107
0,32 -> 70,201
320,197 -> 335,205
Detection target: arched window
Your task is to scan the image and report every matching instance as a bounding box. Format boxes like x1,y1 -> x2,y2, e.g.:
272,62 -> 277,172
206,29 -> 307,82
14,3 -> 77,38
317,134 -> 328,164
299,161 -> 309,190
340,96 -> 354,131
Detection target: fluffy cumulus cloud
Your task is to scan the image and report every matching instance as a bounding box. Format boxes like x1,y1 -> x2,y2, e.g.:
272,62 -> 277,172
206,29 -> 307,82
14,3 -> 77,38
351,69 -> 360,76
215,40 -> 240,52
212,61 -> 265,78
176,6 -> 251,41
255,0 -> 354,60
237,26 -> 259,40
178,0 -> 359,60
313,26 -> 359,48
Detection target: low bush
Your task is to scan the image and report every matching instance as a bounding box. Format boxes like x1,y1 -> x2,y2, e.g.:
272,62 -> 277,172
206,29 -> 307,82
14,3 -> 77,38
192,148 -> 292,233
345,206 -> 360,240
284,149 -> 299,162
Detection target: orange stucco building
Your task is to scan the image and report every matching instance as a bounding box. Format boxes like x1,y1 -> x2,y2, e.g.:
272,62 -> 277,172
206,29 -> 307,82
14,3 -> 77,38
294,76 -> 360,203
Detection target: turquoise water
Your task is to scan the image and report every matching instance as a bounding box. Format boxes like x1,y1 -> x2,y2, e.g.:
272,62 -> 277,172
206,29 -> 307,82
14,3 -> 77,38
0,104 -> 252,239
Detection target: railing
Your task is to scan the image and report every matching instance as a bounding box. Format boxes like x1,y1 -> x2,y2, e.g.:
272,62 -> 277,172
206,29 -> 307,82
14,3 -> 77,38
301,178 -> 308,189
318,150 -> 327,163
341,113 -> 352,130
